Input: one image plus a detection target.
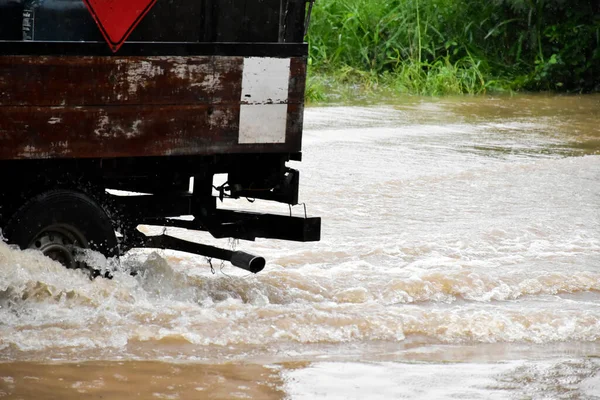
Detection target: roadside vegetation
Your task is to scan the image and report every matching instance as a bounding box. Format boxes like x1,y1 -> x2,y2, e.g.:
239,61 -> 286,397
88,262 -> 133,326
305,0 -> 600,102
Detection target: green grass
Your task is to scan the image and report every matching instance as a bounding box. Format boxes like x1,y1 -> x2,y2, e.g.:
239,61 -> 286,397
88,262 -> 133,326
306,60 -> 510,104
305,0 -> 600,103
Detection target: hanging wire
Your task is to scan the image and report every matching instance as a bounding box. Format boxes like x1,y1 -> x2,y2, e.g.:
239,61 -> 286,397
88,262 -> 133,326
220,262 -> 233,279
223,238 -> 237,277
206,257 -> 216,274
304,0 -> 316,37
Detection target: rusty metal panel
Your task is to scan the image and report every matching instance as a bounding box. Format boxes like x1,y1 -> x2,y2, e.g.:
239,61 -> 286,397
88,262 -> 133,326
288,57 -> 307,104
0,104 -> 302,159
0,55 -> 307,160
0,56 -> 244,106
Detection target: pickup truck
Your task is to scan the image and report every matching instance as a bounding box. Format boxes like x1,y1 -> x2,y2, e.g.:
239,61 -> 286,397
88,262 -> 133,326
0,0 -> 320,277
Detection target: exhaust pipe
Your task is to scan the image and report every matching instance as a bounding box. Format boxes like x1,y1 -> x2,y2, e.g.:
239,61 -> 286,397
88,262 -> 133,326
230,251 -> 266,274
143,234 -> 266,274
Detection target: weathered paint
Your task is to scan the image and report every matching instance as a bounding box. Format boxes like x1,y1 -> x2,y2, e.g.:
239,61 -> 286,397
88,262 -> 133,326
0,56 -> 243,106
0,56 -> 307,160
239,57 -> 291,144
240,57 -> 290,105
239,104 -> 288,144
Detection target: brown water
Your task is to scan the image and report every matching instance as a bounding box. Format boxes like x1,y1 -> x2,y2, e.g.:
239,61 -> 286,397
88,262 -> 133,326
1,94 -> 599,399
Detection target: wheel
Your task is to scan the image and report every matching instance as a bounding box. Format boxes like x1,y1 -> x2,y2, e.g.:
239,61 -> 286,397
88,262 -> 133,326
3,190 -> 118,276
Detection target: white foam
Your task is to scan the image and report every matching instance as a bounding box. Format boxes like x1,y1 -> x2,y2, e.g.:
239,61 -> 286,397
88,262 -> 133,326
284,362 -> 517,400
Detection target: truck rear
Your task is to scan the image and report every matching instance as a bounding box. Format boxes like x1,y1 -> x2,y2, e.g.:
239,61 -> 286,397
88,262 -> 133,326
0,0 -> 320,277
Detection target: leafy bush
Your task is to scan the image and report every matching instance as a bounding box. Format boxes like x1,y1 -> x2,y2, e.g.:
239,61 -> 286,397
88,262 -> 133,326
306,0 -> 600,100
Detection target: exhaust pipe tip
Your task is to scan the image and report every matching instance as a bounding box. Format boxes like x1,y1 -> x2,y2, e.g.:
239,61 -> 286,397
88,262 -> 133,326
230,251 -> 266,274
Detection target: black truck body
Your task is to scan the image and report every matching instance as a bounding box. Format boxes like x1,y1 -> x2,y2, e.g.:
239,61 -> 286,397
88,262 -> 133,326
0,0 -> 320,275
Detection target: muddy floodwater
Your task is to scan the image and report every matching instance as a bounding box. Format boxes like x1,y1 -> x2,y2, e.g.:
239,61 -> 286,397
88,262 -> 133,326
1,94 -> 599,399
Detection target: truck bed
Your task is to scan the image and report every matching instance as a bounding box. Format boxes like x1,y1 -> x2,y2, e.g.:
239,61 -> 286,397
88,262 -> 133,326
0,44 -> 307,159
0,0 -> 308,160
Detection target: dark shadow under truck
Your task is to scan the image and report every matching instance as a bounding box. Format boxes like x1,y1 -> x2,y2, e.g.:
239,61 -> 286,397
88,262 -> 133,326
0,0 -> 320,277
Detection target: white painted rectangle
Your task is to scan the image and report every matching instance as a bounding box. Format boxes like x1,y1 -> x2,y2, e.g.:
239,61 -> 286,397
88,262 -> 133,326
239,104 -> 288,144
238,57 -> 291,144
241,57 -> 290,105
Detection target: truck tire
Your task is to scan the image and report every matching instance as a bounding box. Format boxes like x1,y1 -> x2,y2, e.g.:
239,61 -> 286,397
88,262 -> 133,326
3,190 -> 119,273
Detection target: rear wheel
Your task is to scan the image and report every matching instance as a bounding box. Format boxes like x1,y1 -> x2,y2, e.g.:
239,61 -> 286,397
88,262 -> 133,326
3,190 -> 118,277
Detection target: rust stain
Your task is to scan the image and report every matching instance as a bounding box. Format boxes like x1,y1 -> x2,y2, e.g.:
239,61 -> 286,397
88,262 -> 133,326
0,55 -> 244,106
0,55 -> 308,160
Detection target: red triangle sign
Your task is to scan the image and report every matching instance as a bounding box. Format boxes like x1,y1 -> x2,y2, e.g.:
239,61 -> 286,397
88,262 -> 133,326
83,0 -> 158,52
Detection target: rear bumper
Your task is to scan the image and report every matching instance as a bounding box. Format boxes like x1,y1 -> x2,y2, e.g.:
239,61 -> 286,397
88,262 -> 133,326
114,192 -> 321,243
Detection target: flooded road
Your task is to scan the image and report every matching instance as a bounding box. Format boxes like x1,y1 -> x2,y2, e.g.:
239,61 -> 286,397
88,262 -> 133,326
1,94 -> 599,398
